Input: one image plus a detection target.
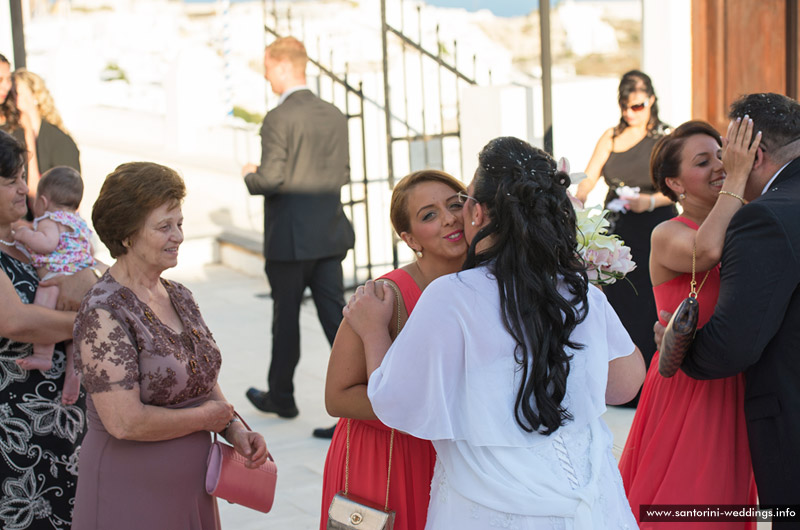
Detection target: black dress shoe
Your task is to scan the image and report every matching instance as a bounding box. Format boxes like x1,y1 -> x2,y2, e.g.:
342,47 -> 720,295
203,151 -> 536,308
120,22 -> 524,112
245,388 -> 299,418
312,424 -> 336,439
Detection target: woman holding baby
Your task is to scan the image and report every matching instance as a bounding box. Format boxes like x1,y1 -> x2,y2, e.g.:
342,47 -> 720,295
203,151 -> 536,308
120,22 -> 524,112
0,130 -> 93,530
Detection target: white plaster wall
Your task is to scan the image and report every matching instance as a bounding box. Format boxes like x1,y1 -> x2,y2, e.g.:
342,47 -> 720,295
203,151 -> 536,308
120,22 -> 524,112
1,0 -> 15,64
642,0 -> 692,127
460,84 -> 536,180
460,77 -> 622,209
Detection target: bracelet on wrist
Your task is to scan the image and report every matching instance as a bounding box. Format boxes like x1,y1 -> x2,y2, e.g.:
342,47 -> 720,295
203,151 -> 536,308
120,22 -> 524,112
718,190 -> 747,205
219,416 -> 241,436
647,194 -> 656,212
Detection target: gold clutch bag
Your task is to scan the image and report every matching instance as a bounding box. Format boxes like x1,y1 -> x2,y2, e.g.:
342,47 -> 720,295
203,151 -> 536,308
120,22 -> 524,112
327,491 -> 395,530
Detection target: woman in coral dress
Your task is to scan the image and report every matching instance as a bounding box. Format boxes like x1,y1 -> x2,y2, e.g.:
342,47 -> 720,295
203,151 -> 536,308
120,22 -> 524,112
619,120 -> 759,527
320,170 -> 468,530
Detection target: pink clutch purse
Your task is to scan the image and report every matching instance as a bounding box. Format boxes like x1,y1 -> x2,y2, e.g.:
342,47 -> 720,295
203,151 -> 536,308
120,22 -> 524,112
205,412 -> 277,513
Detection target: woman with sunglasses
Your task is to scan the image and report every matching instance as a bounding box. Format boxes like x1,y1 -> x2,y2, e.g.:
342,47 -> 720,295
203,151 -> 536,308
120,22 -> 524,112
320,170 -> 468,530
575,70 -> 676,404
344,136 -> 645,529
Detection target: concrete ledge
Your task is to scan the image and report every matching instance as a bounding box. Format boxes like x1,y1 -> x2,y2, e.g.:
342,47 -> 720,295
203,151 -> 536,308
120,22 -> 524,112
217,229 -> 265,278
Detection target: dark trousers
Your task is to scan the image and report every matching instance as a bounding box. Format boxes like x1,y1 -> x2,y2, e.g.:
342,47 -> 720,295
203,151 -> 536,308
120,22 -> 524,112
264,255 -> 345,407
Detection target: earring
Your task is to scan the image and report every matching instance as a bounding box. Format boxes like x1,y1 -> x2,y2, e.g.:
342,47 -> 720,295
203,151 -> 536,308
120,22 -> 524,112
471,221 -> 476,226
679,193 -> 686,201
415,250 -> 423,259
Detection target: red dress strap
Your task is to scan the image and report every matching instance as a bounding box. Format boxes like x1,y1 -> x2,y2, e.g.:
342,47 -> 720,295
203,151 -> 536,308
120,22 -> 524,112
378,268 -> 422,314
670,215 -> 699,230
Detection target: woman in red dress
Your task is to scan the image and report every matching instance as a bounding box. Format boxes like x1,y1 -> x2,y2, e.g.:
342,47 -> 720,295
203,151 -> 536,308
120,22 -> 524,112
619,119 -> 759,527
319,170 -> 468,530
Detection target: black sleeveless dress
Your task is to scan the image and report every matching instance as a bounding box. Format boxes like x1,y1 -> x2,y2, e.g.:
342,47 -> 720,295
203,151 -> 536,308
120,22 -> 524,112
0,250 -> 86,529
602,135 -> 677,405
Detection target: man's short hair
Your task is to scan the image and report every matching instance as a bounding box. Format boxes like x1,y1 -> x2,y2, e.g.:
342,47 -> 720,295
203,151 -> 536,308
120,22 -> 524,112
266,37 -> 308,74
729,93 -> 800,162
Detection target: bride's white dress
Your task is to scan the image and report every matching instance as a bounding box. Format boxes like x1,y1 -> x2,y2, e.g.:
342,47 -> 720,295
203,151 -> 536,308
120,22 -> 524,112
368,266 -> 638,530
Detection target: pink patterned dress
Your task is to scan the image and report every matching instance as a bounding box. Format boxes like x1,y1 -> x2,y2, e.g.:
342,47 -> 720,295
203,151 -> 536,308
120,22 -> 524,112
30,210 -> 95,278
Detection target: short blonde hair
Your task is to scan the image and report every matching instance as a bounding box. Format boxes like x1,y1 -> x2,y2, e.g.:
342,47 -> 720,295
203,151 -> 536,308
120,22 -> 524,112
266,37 -> 308,74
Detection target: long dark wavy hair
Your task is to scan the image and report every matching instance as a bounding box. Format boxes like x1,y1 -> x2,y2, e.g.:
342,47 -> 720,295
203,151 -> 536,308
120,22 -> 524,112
613,69 -> 666,138
463,136 -> 589,435
0,54 -> 20,131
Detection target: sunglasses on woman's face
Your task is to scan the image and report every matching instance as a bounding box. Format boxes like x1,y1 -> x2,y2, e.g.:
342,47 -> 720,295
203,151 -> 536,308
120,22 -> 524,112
624,100 -> 650,112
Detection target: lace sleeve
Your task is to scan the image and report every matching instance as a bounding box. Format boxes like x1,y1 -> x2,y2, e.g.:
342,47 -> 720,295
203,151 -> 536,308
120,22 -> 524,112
74,306 -> 140,393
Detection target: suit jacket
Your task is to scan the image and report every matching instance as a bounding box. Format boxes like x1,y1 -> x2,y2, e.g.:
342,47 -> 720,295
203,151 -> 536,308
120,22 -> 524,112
682,157 -> 800,503
244,89 -> 354,261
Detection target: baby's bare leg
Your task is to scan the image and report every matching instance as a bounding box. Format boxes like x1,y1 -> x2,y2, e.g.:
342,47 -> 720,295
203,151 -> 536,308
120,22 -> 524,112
16,284 -> 59,371
61,341 -> 81,405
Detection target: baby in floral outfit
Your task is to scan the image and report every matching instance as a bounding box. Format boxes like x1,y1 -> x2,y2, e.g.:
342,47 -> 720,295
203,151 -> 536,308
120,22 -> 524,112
14,166 -> 95,404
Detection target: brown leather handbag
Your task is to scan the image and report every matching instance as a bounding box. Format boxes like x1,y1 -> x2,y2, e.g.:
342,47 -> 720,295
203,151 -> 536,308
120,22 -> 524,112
659,245 -> 711,377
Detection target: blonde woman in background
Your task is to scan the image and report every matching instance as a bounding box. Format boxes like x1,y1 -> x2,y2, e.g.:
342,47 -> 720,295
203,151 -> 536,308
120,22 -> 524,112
0,54 -> 33,181
13,68 -> 80,201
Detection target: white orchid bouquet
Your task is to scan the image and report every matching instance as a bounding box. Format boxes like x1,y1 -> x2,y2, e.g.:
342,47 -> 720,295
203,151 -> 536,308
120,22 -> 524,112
574,206 -> 636,286
557,157 -> 636,287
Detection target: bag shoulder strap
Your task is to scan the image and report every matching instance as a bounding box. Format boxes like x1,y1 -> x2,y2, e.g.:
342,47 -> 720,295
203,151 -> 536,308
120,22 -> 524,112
376,278 -> 407,337
344,278 -> 402,510
690,243 -> 711,298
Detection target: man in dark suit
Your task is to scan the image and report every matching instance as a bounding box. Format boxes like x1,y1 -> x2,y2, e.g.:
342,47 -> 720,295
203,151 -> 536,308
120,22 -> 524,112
242,37 -> 354,428
658,93 -> 800,510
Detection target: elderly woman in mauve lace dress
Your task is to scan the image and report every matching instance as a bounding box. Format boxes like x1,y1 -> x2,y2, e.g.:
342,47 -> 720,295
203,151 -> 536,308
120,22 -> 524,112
71,162 -> 268,530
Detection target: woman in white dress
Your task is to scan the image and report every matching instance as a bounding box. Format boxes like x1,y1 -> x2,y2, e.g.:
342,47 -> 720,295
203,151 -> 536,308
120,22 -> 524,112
344,136 -> 646,529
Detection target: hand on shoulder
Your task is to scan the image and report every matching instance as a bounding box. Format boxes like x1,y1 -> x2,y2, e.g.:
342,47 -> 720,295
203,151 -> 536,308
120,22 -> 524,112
343,279 -> 394,340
